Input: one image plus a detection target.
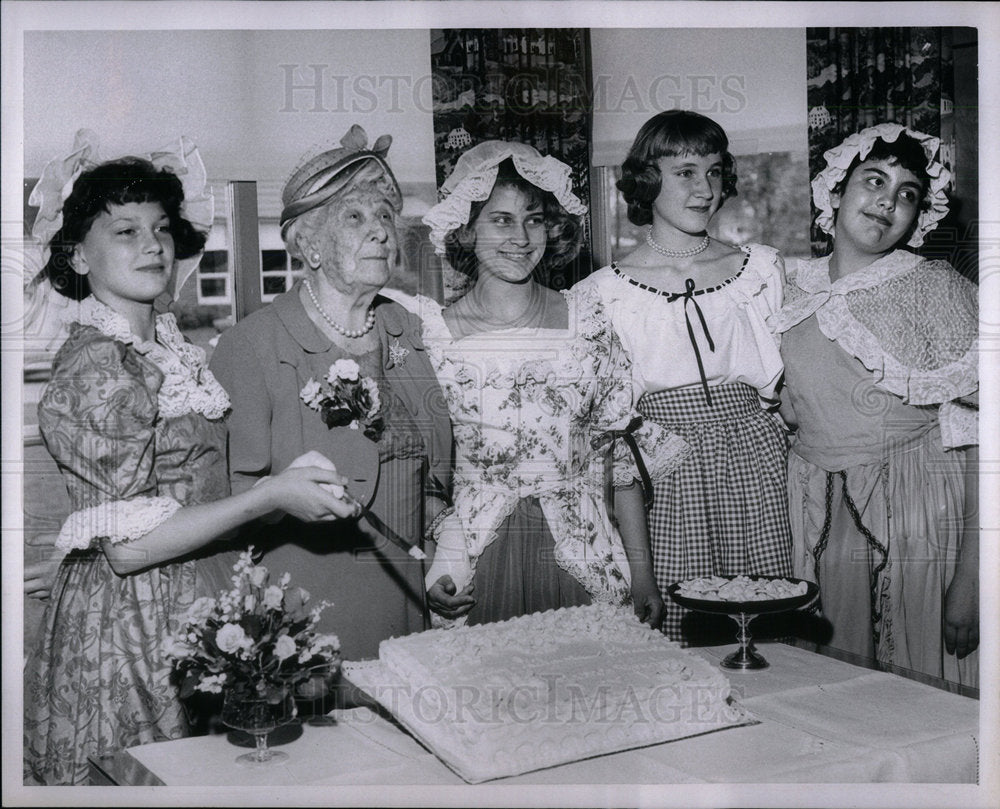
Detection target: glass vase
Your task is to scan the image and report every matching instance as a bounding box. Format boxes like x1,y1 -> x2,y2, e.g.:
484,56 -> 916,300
295,661 -> 343,726
221,690 -> 295,767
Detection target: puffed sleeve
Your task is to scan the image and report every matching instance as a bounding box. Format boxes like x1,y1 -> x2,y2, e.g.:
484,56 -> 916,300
917,261 -> 979,449
39,334 -> 182,551
208,325 -> 275,495
844,259 -> 978,448
743,244 -> 786,349
582,293 -> 690,487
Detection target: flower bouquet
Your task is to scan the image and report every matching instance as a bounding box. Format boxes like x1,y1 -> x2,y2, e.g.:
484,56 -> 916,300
300,358 -> 383,440
166,548 -> 341,765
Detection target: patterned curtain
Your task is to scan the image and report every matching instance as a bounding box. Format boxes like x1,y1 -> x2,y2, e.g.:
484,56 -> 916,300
805,28 -> 956,257
429,29 -> 592,292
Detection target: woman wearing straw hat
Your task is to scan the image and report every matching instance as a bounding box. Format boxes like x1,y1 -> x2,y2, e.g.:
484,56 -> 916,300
210,125 -> 454,668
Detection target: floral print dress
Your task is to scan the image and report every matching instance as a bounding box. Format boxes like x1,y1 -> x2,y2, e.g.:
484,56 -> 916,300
414,286 -> 688,622
23,297 -> 240,785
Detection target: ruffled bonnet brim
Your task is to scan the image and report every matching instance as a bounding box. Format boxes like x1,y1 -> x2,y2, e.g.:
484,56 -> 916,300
422,141 -> 587,255
812,122 -> 950,249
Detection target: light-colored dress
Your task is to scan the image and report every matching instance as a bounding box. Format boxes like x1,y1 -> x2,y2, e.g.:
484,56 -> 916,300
769,250 -> 979,686
408,286 -> 688,623
577,244 -> 792,641
23,297 -> 239,785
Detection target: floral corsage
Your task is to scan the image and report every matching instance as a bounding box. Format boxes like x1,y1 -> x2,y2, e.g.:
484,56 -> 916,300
300,359 -> 383,440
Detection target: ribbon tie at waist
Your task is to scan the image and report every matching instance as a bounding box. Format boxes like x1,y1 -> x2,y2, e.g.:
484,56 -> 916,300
667,278 -> 716,406
591,415 -> 654,511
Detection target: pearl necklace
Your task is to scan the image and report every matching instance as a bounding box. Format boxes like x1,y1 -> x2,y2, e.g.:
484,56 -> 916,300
646,230 -> 710,258
305,280 -> 376,338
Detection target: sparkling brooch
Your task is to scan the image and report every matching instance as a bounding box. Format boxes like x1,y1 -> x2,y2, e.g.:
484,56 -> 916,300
389,338 -> 410,367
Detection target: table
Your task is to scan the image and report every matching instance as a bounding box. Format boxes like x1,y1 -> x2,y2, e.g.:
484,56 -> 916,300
90,642 -> 980,785
88,642 -> 979,787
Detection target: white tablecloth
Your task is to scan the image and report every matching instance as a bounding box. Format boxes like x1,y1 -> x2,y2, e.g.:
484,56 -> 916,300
123,643 -> 979,786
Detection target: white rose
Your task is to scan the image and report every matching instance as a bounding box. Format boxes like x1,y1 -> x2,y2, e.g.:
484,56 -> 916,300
263,585 -> 284,610
216,623 -> 251,654
274,634 -> 297,662
329,359 -> 360,382
300,378 -> 322,407
186,596 -> 218,624
280,572 -> 291,587
249,565 -> 268,587
164,637 -> 193,659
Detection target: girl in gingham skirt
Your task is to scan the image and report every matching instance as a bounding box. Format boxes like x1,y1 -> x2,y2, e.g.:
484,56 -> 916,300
576,111 -> 792,642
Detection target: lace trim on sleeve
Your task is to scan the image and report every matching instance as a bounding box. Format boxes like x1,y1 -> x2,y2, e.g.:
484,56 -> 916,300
727,244 -> 779,300
611,425 -> 690,487
939,401 -> 978,450
56,496 -> 183,551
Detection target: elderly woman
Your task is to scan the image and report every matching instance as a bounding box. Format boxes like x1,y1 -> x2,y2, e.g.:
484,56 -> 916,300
209,125 -> 453,665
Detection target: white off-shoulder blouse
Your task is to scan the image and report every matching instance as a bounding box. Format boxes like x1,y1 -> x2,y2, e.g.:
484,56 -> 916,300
576,243 -> 786,405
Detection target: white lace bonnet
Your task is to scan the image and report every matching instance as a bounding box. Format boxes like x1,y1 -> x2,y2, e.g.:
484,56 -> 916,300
28,128 -> 214,298
812,122 -> 951,248
422,140 -> 588,255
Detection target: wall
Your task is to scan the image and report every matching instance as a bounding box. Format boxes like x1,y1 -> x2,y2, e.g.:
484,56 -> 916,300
590,28 -> 809,162
23,29 -> 438,196
24,28 -> 808,184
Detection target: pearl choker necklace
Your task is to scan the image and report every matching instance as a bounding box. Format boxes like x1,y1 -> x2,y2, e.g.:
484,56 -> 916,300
646,231 -> 710,258
305,280 -> 376,338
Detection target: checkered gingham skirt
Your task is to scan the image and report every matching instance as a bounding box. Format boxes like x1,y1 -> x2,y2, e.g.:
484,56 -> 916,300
638,383 -> 792,642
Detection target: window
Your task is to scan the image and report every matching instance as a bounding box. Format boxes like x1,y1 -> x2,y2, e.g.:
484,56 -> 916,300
197,250 -> 231,304
600,152 -> 811,265
260,249 -> 303,302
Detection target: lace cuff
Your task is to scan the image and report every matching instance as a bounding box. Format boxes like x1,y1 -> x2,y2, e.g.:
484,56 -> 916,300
424,511 -> 473,630
939,401 -> 978,450
612,424 -> 690,488
423,512 -> 473,590
56,496 -> 182,551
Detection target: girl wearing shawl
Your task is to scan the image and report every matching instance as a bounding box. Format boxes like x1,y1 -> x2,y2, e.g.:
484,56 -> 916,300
769,124 -> 979,686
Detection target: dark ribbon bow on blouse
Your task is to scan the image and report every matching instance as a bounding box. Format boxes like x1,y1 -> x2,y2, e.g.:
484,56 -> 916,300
592,416 -> 654,513
666,278 -> 716,406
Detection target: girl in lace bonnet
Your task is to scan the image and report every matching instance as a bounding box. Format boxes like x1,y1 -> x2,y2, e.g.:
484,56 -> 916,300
40,158 -> 208,300
769,123 -> 979,687
418,140 -> 671,630
440,156 -> 584,287
24,134 -> 360,785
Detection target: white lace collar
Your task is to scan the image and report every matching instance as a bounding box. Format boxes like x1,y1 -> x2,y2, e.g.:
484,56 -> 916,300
795,250 -> 922,297
74,296 -> 230,420
771,250 -> 923,335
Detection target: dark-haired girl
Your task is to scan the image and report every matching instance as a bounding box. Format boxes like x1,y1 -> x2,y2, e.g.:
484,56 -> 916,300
411,141 -> 688,627
769,124 -> 979,686
577,111 -> 792,642
23,135 -> 357,784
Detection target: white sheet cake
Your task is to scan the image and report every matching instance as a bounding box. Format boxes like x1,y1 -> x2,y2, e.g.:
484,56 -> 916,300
344,603 -> 752,783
